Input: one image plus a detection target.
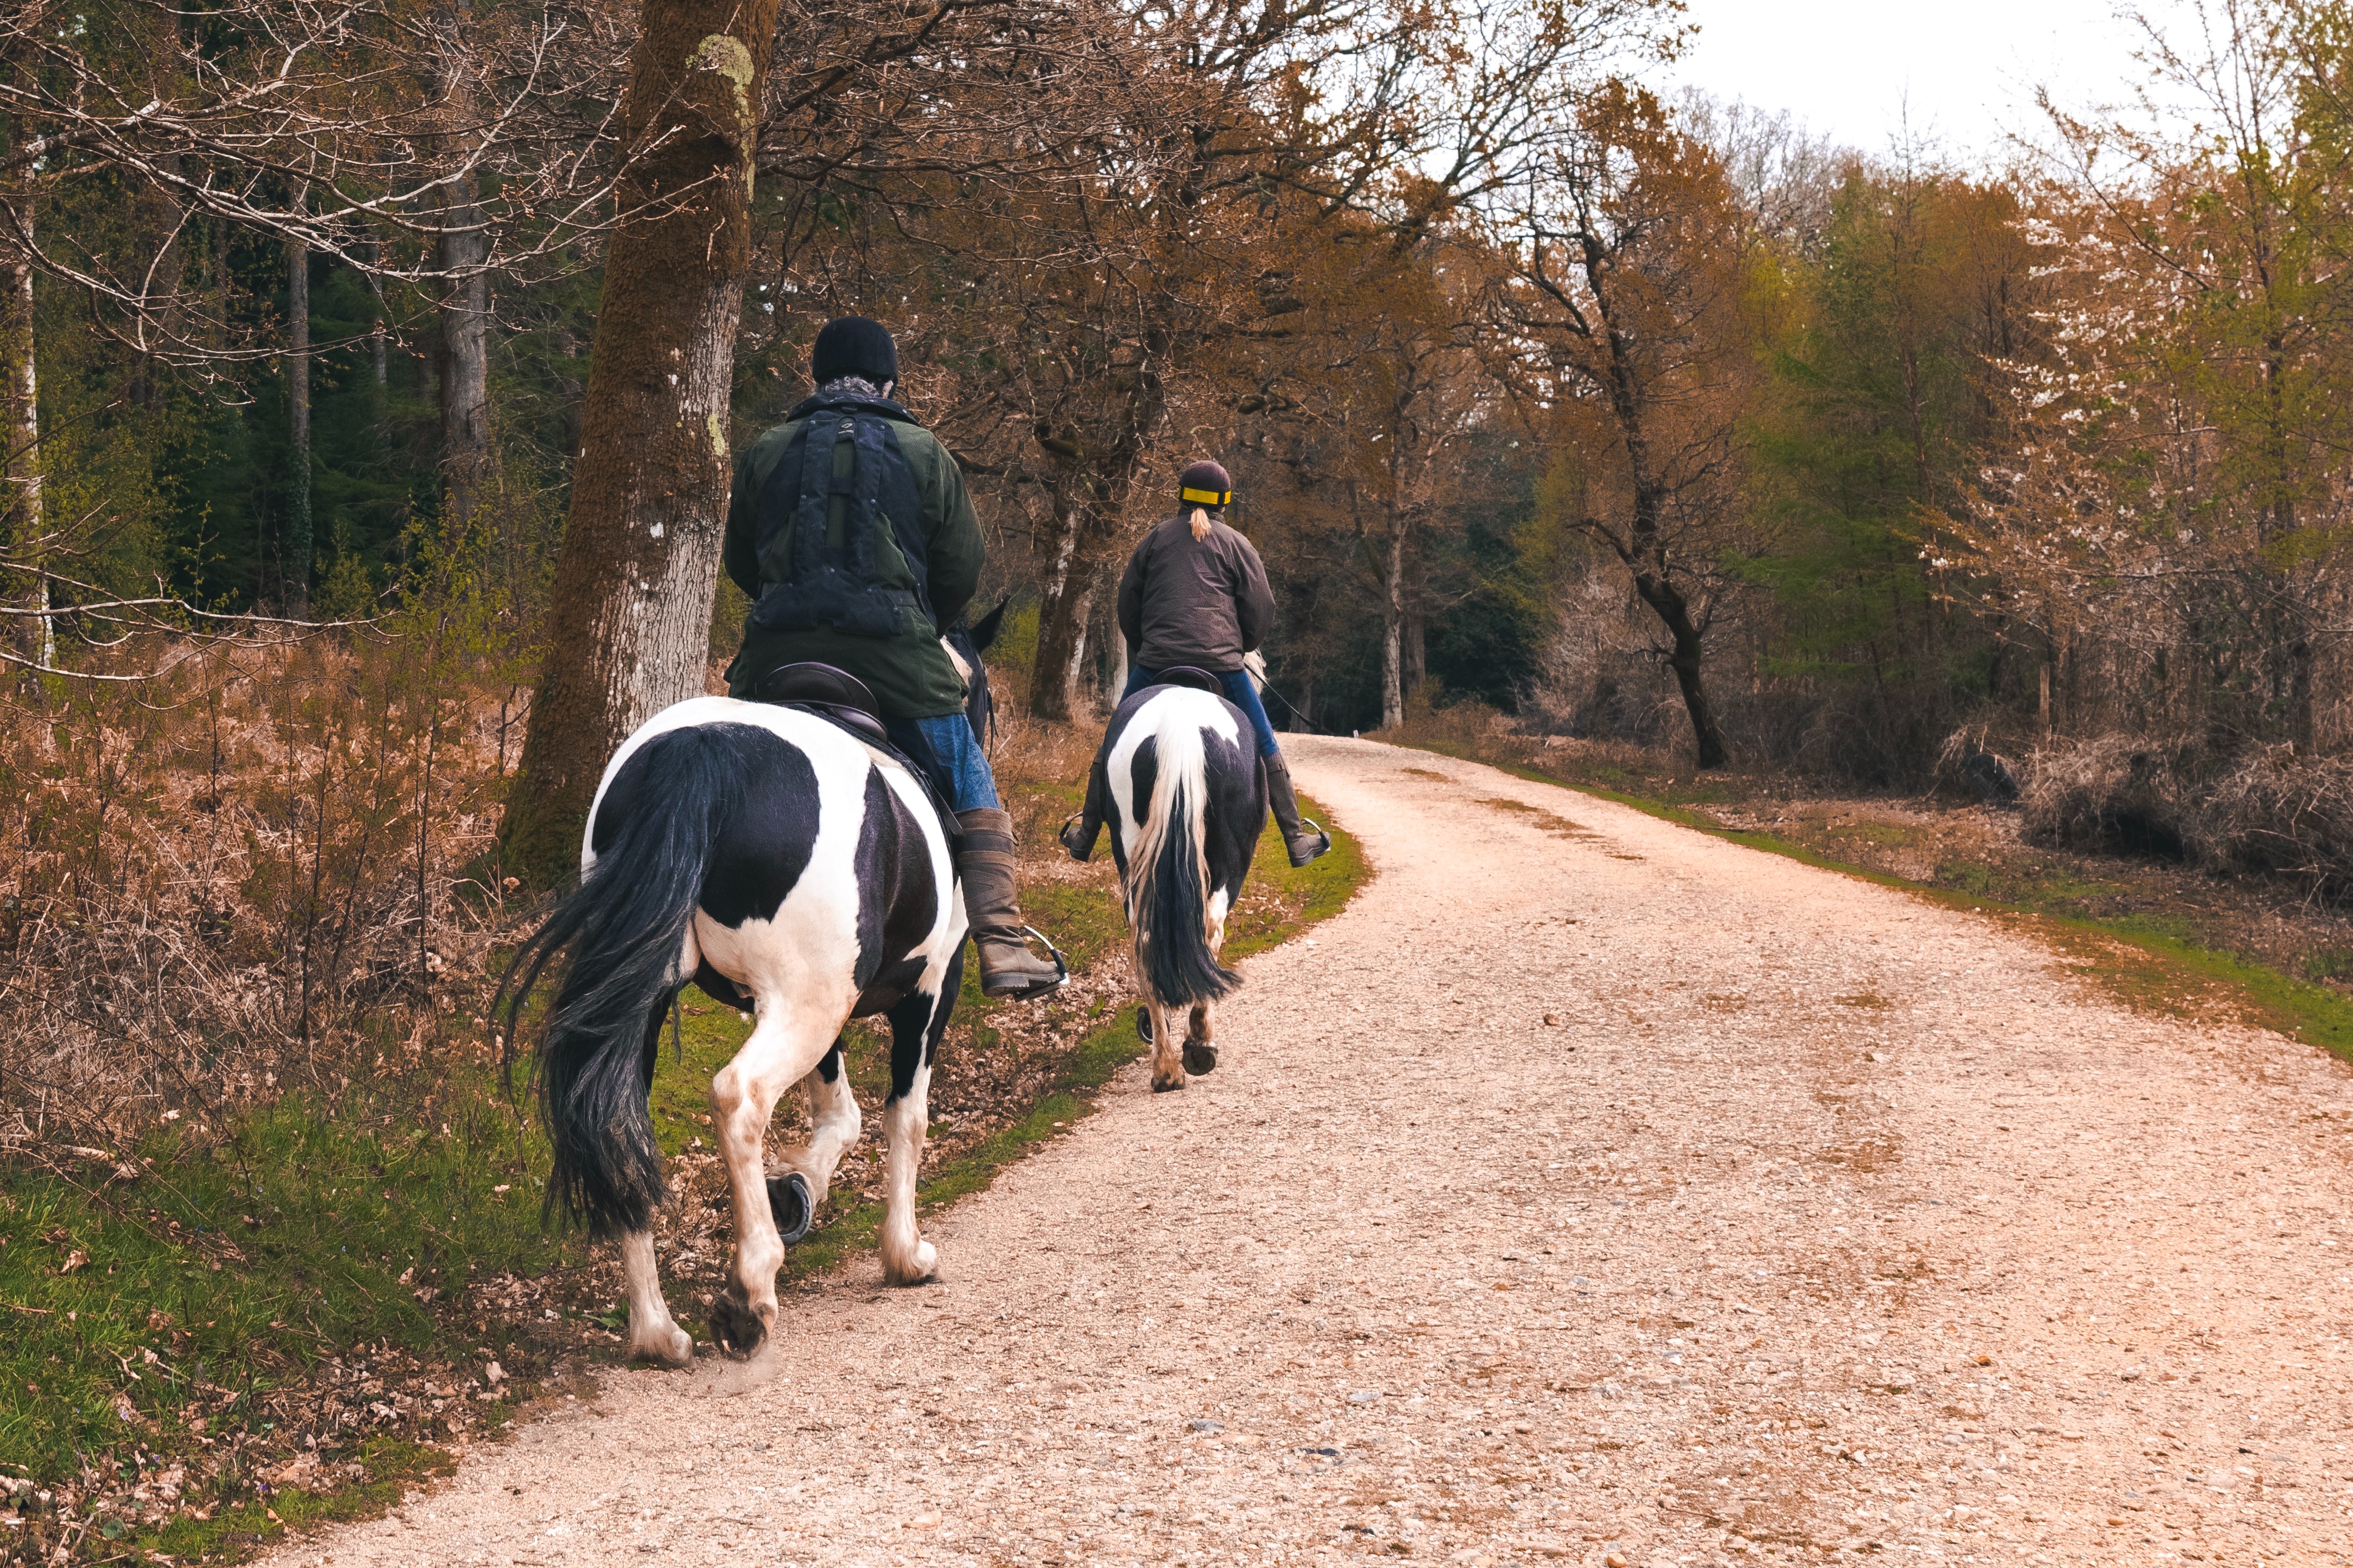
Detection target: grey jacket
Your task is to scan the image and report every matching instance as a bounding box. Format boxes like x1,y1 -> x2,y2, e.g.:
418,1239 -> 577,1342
1115,512 -> 1275,674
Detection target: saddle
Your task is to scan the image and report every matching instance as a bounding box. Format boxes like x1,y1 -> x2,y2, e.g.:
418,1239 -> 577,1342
750,662 -> 960,840
1150,666 -> 1224,694
752,660 -> 893,747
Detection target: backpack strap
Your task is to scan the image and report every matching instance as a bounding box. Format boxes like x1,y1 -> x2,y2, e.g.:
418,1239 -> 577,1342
853,415 -> 935,634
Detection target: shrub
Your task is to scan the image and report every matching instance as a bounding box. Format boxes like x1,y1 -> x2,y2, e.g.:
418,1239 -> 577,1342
2018,735 -> 2196,861
2198,746 -> 2353,902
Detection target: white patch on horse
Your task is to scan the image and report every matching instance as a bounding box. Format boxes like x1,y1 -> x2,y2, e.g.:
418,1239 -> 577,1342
1106,687 -> 1239,866
941,636 -> 973,686
620,1230 -> 691,1365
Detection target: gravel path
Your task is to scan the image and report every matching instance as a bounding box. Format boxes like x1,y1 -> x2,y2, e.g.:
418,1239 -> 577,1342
269,737 -> 2353,1567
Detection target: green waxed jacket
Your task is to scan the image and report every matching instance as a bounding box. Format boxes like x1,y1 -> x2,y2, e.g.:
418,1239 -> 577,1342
720,401 -> 984,718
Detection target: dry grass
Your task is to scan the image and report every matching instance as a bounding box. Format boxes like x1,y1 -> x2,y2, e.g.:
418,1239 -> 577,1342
1,624 -> 527,1176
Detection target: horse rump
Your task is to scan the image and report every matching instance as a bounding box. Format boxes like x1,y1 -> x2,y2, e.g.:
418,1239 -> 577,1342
1124,714 -> 1242,1010
500,724 -> 748,1237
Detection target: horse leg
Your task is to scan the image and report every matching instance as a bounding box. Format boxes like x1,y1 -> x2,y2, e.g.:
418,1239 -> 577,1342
1183,907 -> 1225,1077
879,949 -> 962,1284
1147,998 -> 1185,1092
1183,1002 -> 1218,1077
709,1005 -> 841,1356
620,1229 -> 692,1365
768,1037 -> 861,1209
619,993 -> 692,1365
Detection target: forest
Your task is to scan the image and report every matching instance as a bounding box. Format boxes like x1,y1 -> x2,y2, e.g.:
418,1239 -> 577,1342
14,0 -> 2353,770
11,0 -> 2353,1549
8,0 -> 2353,1164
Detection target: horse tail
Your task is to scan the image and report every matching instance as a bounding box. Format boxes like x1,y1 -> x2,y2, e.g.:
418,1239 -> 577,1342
501,726 -> 740,1238
1125,711 -> 1241,1008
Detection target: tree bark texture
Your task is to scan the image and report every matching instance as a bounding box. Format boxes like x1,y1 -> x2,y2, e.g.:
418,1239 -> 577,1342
1,194 -> 47,668
439,186 -> 489,525
1029,481 -> 1122,720
286,224 -> 312,616
501,0 -> 776,886
437,1 -> 490,527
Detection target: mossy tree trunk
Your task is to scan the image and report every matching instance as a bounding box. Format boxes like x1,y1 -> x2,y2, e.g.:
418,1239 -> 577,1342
500,0 -> 777,887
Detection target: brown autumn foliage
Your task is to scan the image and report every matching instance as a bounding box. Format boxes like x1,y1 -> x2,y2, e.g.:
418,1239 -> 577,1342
0,581 -> 533,1166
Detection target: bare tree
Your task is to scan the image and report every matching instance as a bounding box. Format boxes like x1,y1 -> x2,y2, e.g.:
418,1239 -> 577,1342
1495,82 -> 1761,768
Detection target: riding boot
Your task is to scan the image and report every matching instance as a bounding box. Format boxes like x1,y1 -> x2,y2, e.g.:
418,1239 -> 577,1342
955,808 -> 1067,999
1058,760 -> 1109,862
1262,753 -> 1331,867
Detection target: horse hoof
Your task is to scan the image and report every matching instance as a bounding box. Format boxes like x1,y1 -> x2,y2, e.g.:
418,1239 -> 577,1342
1182,1041 -> 1218,1077
885,1239 -> 939,1285
766,1170 -> 813,1245
628,1321 -> 693,1367
1136,1005 -> 1154,1044
708,1288 -> 769,1358
1151,1073 -> 1184,1094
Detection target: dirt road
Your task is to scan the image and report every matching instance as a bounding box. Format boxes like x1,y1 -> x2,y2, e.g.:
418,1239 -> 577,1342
269,737 -> 2353,1567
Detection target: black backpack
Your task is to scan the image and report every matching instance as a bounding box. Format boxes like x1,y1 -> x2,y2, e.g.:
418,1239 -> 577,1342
748,395 -> 935,638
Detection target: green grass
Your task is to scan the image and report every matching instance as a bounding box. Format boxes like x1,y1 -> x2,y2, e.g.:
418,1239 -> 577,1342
0,1080 -> 561,1467
1408,738 -> 2353,1068
1,789 -> 1369,1562
0,1060 -> 567,1562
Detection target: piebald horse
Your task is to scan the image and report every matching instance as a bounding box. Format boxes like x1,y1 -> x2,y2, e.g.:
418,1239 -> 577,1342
505,608 -> 1004,1363
1090,679 -> 1268,1090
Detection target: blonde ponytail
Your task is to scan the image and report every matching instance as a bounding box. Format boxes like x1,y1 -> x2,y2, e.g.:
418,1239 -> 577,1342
1189,506 -> 1211,541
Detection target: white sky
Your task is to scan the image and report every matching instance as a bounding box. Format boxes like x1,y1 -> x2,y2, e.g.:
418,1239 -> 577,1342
1654,1 -> 2207,163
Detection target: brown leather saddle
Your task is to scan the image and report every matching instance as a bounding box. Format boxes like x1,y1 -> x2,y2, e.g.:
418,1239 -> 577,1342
1149,666 -> 1224,694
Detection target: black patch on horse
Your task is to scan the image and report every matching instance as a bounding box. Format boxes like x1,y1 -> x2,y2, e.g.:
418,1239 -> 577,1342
1200,725 -> 1266,909
1127,733 -> 1160,834
595,725 -> 822,929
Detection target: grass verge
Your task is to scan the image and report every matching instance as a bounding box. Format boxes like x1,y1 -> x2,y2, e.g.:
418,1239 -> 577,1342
1404,737 -> 2353,1066
1,791 -> 1366,1565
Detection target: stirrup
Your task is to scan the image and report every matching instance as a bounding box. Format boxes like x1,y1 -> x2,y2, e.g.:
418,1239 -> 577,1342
1057,810 -> 1095,861
1286,818 -> 1332,867
979,926 -> 1069,998
1020,925 -> 1071,986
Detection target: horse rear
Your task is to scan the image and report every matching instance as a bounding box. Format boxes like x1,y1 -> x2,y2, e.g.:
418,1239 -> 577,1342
504,697 -> 965,1364
1096,686 -> 1267,1090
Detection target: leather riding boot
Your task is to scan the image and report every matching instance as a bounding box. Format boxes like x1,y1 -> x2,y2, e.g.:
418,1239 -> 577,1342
1262,753 -> 1331,867
1058,762 -> 1109,862
955,808 -> 1067,999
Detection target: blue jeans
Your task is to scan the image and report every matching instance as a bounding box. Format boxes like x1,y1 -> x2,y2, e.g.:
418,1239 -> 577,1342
882,713 -> 1000,812
1121,665 -> 1281,760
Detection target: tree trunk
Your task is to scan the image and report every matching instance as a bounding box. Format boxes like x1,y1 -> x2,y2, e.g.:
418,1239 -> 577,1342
1631,569 -> 1727,769
1029,484 -> 1116,721
499,0 -> 778,887
285,217 -> 312,617
1402,606 -> 1425,699
434,0 -> 490,528
360,237 -> 388,390
1031,573 -> 1095,721
2,193 -> 47,669
1379,523 -> 1406,731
